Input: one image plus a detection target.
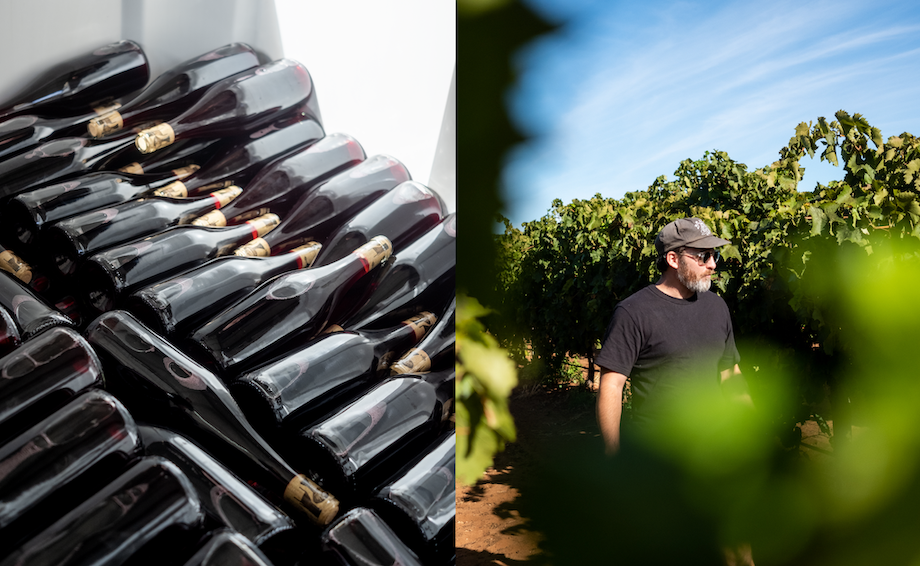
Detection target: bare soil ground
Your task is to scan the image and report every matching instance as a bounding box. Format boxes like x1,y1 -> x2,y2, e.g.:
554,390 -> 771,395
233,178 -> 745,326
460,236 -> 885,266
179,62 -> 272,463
456,377 -> 833,565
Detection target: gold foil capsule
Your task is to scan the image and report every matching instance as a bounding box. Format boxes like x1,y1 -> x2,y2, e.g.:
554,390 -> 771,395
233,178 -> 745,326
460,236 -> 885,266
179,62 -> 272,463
211,186 -> 242,209
119,162 -> 144,175
233,237 -> 272,257
153,181 -> 188,198
289,241 -> 322,269
191,210 -> 226,227
246,214 -> 281,238
0,249 -> 33,284
404,312 -> 437,341
172,165 -> 200,179
283,474 -> 339,526
389,348 -> 432,375
87,110 -> 124,138
352,236 -> 392,271
135,123 -> 176,153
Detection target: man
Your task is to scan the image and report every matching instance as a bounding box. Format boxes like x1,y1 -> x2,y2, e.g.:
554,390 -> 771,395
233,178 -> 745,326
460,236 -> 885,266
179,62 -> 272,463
596,217 -> 749,455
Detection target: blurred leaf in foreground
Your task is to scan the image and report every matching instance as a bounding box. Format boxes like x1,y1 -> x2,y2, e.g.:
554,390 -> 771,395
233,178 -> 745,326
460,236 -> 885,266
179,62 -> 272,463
456,293 -> 518,485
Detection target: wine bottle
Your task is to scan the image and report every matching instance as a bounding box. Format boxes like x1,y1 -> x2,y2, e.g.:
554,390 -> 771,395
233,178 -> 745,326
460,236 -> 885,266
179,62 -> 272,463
45,185 -> 243,276
312,180 -> 444,266
0,389 -> 142,531
0,40 -> 148,120
321,507 -> 424,566
0,456 -> 204,566
188,236 -> 393,375
7,164 -> 200,248
86,43 -> 260,138
0,305 -> 21,358
0,103 -> 123,163
371,432 -> 456,564
109,136 -> 227,177
390,299 -> 456,375
0,243 -> 51,294
230,312 -> 437,433
138,426 -> 299,562
206,154 -> 410,250
184,132 -> 368,226
0,270 -> 72,340
0,327 -> 102,444
128,241 -> 322,338
0,130 -> 138,201
83,310 -> 340,527
180,529 -> 276,566
293,367 -> 455,500
77,213 -> 280,314
148,114 -> 326,200
134,59 -> 322,155
341,213 -> 456,331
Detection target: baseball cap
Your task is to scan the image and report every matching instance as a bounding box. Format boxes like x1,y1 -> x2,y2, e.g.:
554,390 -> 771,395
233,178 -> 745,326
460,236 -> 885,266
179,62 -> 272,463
654,217 -> 731,255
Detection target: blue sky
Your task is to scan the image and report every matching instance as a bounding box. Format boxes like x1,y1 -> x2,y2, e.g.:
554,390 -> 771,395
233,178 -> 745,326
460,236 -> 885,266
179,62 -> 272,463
501,0 -> 920,226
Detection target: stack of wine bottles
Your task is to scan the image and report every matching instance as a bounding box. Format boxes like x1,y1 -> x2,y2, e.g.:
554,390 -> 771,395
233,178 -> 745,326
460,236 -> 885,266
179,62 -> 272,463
0,40 -> 455,565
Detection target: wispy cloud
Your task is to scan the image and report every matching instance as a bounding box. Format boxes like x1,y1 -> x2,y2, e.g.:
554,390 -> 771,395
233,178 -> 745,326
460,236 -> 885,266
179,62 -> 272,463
504,0 -> 920,225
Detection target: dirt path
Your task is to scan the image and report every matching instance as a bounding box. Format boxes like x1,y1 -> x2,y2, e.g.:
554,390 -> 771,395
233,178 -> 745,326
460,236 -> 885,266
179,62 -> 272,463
456,381 -> 833,565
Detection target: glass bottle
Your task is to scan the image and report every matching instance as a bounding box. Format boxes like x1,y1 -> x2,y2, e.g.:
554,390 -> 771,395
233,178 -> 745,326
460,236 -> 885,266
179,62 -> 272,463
7,164 -> 200,247
341,213 -> 455,331
230,312 -> 437,433
86,43 -> 259,138
84,310 -> 340,527
0,456 -> 205,566
188,236 -> 393,375
184,132 -> 368,227
45,185 -> 242,276
77,213 -> 280,314
321,507 -> 424,566
294,367 -> 455,500
179,529 -> 276,566
134,59 -> 322,155
390,299 -> 456,374
0,40 -> 148,120
128,241 -> 322,338
0,270 -> 72,340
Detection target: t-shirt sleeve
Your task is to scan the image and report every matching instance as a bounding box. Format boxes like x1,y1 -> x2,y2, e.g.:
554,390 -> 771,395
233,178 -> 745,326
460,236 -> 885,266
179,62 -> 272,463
595,305 -> 642,376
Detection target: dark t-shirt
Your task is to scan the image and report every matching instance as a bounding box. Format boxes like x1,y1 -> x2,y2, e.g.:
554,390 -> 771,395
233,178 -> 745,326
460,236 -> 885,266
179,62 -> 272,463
595,285 -> 740,429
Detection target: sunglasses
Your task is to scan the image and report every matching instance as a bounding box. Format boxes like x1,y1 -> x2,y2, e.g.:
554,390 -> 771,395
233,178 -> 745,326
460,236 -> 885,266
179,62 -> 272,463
680,248 -> 720,264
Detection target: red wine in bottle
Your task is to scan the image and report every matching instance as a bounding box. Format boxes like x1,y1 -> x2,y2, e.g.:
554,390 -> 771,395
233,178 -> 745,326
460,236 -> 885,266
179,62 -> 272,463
0,327 -> 102,445
45,185 -> 243,276
0,389 -> 142,531
128,241 -> 322,338
77,213 -> 280,314
312,180 -> 444,266
180,529 -> 276,566
86,43 -> 260,138
134,58 -> 322,155
371,432 -> 456,564
138,426 -> 299,563
341,213 -> 455,331
207,153 -> 410,254
188,236 -> 393,375
0,306 -> 21,357
390,299 -> 455,375
184,132 -> 368,226
0,456 -> 205,566
0,103 -> 123,162
0,270 -> 72,339
230,312 -> 437,433
294,368 -> 455,501
0,40 -> 148,120
0,130 -> 137,201
7,164 -> 200,248
321,507 -> 425,566
84,310 -> 340,526
148,115 -> 326,200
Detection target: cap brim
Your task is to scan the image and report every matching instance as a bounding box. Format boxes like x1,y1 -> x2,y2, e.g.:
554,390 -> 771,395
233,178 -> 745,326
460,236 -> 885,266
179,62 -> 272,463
685,235 -> 731,249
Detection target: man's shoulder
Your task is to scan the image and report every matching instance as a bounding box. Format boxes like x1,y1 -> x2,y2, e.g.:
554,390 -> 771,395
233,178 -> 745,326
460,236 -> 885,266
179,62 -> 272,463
617,285 -> 659,309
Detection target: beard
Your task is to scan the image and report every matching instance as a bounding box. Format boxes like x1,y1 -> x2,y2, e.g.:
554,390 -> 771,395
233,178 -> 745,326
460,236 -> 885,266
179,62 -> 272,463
677,257 -> 711,294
